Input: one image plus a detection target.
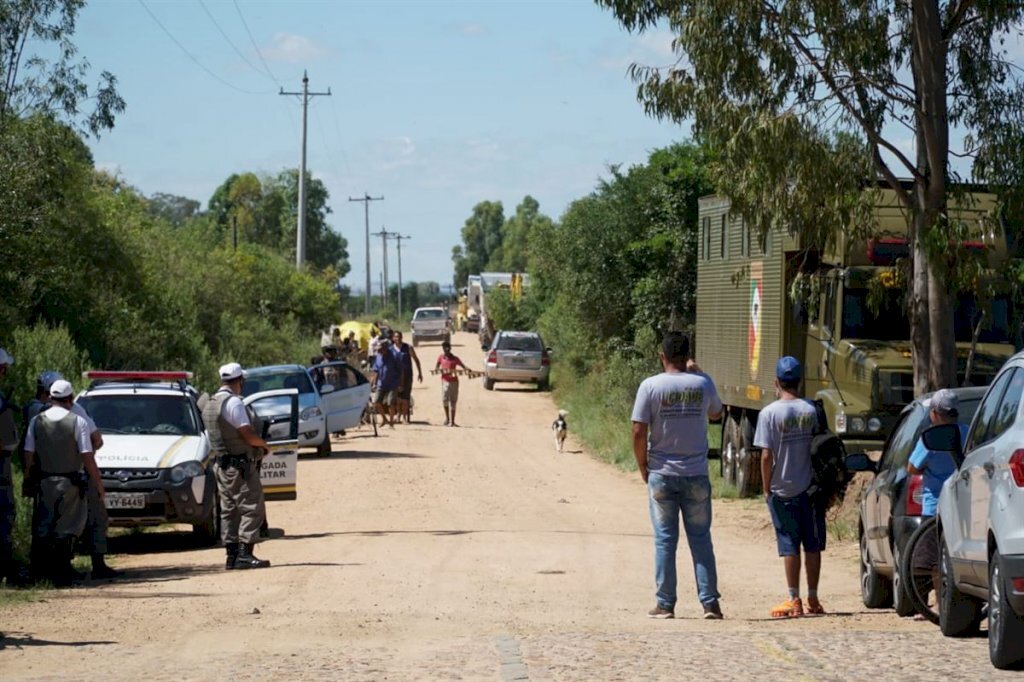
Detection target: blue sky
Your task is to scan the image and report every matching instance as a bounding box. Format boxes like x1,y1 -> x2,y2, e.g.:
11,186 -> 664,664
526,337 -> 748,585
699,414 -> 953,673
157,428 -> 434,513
75,0 -> 686,290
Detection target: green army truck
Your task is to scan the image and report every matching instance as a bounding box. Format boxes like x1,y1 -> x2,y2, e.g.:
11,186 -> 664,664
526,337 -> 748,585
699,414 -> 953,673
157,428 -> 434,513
695,189 -> 1016,497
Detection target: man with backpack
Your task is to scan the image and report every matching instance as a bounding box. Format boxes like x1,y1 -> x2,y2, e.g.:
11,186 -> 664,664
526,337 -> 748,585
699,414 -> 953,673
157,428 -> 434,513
754,356 -> 827,618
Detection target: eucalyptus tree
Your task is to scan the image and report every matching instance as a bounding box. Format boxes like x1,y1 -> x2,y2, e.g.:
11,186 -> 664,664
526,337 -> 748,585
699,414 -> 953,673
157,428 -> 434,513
599,0 -> 1024,392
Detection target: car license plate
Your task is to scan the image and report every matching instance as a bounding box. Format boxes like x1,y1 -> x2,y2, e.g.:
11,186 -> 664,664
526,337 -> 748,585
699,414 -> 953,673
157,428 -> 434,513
510,357 -> 526,365
104,493 -> 146,510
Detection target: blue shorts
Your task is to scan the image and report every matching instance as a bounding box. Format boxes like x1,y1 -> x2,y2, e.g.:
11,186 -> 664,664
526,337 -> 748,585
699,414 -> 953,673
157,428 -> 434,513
767,491 -> 826,556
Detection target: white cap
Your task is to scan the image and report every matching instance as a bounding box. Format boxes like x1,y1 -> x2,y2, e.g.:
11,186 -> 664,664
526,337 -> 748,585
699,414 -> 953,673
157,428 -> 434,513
49,379 -> 74,399
219,362 -> 245,381
0,348 -> 13,366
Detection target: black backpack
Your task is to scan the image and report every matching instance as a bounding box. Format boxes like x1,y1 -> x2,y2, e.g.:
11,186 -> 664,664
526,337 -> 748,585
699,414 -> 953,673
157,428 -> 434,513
806,400 -> 852,510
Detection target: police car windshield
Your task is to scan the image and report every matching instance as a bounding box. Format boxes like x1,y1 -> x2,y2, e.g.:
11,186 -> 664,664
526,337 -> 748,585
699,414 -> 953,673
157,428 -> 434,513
78,395 -> 200,436
240,369 -> 315,396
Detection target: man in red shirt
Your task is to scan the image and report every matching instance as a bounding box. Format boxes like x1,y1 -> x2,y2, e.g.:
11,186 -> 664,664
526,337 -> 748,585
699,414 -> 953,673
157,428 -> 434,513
435,341 -> 475,427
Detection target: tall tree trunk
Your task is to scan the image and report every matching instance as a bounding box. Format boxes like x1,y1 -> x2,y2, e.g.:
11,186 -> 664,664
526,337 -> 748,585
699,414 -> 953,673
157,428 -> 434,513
910,211 -> 932,395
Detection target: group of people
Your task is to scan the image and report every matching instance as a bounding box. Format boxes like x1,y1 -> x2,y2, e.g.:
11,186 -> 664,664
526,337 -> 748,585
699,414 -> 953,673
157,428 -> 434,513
630,334 -> 828,619
0,349 -> 117,587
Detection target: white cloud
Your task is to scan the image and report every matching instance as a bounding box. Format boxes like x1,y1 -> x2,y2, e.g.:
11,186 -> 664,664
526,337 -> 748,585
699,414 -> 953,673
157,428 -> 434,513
261,33 -> 329,63
596,28 -> 679,73
460,23 -> 489,36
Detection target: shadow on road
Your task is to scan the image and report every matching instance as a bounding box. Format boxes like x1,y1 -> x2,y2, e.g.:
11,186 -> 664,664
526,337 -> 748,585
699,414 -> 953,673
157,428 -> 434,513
107,530 -> 210,556
0,633 -> 116,650
309,450 -> 431,460
105,563 -> 224,584
271,562 -> 363,568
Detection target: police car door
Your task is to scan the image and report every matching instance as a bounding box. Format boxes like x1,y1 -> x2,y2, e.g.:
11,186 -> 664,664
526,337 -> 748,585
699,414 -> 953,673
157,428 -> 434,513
243,388 -> 300,501
318,361 -> 372,432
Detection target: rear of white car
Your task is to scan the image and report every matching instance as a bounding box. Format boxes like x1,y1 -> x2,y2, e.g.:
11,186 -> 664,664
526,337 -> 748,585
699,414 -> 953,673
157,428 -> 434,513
483,331 -> 550,391
936,353 -> 1024,669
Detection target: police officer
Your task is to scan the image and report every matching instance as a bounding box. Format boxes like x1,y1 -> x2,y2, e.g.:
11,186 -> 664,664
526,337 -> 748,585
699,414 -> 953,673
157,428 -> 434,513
201,363 -> 271,570
0,348 -> 18,584
22,379 -> 102,586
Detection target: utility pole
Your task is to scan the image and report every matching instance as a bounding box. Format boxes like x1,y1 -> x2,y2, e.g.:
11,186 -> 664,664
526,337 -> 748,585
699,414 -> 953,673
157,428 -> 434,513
388,234 -> 410,320
280,71 -> 330,269
348,192 -> 384,314
372,226 -> 392,310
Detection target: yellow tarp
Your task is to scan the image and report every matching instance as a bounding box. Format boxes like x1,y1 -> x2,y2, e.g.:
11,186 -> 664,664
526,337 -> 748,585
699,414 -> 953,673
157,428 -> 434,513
334,321 -> 380,354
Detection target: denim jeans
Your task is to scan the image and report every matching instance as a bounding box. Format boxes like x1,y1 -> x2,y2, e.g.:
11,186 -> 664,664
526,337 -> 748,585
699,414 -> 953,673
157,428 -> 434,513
648,472 -> 720,609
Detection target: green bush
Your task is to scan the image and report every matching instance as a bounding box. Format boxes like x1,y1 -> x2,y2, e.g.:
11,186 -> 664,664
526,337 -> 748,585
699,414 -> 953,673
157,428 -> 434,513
6,323 -> 89,402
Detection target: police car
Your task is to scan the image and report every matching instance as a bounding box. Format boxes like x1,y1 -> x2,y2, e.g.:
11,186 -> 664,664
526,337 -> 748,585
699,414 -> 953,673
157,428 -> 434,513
77,371 -> 298,545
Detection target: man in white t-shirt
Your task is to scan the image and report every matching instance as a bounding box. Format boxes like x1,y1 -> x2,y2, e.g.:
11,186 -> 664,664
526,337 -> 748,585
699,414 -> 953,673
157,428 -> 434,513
201,363 -> 271,570
23,379 -> 102,586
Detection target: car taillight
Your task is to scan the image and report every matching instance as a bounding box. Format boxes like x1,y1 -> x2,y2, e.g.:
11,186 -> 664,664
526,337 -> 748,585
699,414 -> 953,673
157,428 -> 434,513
487,350 -> 497,364
1012,577 -> 1024,594
906,474 -> 924,516
1010,450 -> 1024,487
541,352 -> 550,366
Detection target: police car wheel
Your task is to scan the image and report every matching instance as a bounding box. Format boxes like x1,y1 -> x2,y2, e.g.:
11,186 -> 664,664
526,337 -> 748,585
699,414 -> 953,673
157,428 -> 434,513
316,435 -> 333,458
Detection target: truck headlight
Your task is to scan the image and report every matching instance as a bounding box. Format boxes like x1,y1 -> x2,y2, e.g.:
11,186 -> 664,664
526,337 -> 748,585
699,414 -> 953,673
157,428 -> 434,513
835,412 -> 847,434
300,406 -> 322,421
850,417 -> 866,433
868,417 -> 882,433
170,461 -> 204,484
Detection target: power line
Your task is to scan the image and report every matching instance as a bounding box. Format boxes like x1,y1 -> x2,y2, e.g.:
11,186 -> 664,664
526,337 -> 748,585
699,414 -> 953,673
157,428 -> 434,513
138,0 -> 271,95
197,0 -> 273,82
233,0 -> 280,85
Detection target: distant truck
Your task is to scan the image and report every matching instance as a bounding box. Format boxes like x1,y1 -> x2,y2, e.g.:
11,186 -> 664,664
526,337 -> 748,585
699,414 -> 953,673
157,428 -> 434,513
410,307 -> 451,347
696,189 -> 1015,496
477,272 -> 529,348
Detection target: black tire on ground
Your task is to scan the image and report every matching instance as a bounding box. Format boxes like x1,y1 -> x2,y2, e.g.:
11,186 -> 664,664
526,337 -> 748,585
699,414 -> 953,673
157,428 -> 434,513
892,539 -> 918,618
989,548 -> 1024,669
484,378 -> 495,391
735,447 -> 761,498
192,500 -> 221,547
316,434 -> 332,458
412,337 -> 418,347
722,413 -> 740,487
860,527 -> 894,608
938,532 -> 984,636
537,379 -> 549,391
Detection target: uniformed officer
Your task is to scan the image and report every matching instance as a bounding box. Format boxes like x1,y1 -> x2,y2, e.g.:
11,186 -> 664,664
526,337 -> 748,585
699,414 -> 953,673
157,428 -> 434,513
201,362 -> 271,570
22,379 -> 103,586
0,348 -> 19,584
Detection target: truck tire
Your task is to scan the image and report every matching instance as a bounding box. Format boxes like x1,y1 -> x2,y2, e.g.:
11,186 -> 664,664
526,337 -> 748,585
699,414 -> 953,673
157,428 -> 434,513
722,414 -> 740,486
735,413 -> 761,497
193,500 -> 221,547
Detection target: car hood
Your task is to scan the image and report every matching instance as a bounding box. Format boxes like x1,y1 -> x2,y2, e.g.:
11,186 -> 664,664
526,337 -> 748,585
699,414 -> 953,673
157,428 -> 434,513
96,434 -> 208,469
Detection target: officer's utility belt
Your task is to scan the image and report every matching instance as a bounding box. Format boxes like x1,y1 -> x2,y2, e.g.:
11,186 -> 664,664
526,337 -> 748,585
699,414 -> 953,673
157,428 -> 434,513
217,454 -> 250,470
40,470 -> 88,490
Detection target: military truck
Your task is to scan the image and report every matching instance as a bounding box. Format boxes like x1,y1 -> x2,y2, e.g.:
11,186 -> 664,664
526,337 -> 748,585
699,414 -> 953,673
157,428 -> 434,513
695,189 -> 1015,496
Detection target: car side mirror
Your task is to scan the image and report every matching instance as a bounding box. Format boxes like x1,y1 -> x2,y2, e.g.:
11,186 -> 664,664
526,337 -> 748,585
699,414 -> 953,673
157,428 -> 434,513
920,423 -> 964,466
844,452 -> 877,473
320,384 -> 336,395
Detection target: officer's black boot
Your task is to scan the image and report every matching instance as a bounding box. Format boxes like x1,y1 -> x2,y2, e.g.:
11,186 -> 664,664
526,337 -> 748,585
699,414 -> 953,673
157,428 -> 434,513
52,539 -> 80,587
234,543 -> 270,569
91,553 -> 119,580
224,542 -> 240,570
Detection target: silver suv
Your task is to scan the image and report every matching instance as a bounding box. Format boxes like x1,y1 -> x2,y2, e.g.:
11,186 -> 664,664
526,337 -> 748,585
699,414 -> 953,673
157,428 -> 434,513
935,353 -> 1024,669
483,331 -> 551,391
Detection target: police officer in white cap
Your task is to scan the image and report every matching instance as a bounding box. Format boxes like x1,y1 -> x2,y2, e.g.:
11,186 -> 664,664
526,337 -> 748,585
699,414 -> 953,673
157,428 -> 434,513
0,348 -> 18,584
22,379 -> 102,586
201,363 -> 271,569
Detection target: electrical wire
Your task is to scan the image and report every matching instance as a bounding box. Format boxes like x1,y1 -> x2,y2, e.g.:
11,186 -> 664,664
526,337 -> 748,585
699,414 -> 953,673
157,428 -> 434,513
233,0 -> 281,86
137,0 -> 271,95
197,0 -> 274,82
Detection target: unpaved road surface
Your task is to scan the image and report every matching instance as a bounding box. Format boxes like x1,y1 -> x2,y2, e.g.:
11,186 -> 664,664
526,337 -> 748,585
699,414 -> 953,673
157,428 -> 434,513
0,333 -> 1010,679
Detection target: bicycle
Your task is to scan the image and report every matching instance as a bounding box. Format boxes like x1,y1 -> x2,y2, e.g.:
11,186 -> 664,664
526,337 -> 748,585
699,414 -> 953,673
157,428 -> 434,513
360,396 -> 379,437
899,515 -> 941,624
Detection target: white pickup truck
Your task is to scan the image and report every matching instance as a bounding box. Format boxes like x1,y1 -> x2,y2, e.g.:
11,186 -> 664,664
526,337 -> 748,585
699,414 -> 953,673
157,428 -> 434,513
410,307 -> 451,347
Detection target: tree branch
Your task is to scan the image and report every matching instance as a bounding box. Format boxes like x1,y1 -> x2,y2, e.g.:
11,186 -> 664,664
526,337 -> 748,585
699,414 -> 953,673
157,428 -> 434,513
943,0 -> 976,40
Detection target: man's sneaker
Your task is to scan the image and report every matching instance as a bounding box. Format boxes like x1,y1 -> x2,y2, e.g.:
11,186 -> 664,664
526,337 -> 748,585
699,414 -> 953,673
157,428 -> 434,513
703,602 -> 724,620
647,605 -> 674,619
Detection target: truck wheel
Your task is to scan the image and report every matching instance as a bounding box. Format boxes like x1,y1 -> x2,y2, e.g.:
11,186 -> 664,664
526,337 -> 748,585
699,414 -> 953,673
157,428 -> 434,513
722,415 -> 740,486
316,434 -> 332,458
192,500 -> 221,547
989,547 -> 1024,669
860,526 -> 893,608
735,413 -> 761,497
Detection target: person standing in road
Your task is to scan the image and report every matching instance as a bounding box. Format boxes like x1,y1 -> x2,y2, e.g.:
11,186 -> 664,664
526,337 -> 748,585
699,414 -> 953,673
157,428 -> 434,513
906,388 -> 968,615
390,330 -> 423,424
435,341 -> 474,428
201,363 -> 271,570
631,333 -> 724,620
755,356 -> 826,618
0,349 -> 18,585
372,341 -> 401,427
22,379 -> 102,586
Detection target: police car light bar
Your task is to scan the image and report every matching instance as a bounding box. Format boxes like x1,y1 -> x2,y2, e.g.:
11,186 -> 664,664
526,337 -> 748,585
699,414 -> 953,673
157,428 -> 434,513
83,371 -> 193,381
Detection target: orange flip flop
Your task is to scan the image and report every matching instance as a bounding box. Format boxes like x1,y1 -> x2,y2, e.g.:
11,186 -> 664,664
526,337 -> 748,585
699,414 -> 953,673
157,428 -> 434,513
770,597 -> 804,618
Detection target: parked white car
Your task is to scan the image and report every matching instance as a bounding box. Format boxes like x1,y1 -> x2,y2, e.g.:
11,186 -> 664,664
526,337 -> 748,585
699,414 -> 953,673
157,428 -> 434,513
935,353 -> 1024,669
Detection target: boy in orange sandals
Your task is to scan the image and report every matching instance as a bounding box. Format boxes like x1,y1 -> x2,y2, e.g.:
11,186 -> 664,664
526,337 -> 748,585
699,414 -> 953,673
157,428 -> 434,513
754,357 -> 827,618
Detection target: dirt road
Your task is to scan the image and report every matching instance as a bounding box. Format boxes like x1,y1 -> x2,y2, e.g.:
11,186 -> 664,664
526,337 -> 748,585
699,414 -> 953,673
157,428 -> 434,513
0,333 -> 1008,679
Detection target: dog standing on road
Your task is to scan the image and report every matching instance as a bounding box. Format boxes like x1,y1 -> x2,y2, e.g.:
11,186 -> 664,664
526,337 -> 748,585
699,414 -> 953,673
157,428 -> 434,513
552,410 -> 568,453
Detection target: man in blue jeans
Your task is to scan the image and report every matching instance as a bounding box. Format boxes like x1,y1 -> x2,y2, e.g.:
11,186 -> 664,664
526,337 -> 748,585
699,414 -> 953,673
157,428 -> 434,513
632,333 -> 724,619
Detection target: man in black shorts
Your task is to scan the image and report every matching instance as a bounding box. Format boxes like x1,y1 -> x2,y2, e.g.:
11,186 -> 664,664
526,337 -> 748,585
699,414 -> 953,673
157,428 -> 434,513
390,331 -> 422,424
